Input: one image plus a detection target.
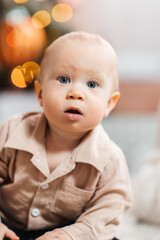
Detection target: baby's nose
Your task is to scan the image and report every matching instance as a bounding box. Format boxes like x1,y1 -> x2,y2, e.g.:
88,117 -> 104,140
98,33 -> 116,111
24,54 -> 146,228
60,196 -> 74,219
66,89 -> 85,101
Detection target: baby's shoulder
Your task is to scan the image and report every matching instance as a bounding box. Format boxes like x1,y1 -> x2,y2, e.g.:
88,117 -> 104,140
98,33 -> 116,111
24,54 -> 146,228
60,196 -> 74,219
0,112 -> 42,140
96,124 -> 125,162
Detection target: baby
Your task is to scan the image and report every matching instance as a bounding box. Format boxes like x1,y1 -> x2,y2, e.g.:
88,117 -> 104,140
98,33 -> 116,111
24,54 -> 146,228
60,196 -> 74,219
0,32 -> 132,240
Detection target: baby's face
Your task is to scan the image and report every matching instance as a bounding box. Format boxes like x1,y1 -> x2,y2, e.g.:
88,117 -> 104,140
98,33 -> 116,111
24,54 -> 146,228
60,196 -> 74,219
36,40 -> 116,135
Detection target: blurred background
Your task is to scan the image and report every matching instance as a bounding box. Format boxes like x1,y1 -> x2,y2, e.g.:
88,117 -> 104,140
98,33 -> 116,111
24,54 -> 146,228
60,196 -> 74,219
0,1 -> 160,238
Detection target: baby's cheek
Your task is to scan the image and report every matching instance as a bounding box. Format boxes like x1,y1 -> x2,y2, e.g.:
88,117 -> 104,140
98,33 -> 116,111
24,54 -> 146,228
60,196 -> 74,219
88,104 -> 105,127
44,92 -> 60,111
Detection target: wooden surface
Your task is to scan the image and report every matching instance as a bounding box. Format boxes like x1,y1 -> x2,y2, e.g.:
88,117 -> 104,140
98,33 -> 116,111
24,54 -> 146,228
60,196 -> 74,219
114,81 -> 160,113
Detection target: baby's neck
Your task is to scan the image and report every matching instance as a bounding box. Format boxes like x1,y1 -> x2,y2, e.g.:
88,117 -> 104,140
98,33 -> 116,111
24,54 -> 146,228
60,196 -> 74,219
45,125 -> 89,172
46,125 -> 87,152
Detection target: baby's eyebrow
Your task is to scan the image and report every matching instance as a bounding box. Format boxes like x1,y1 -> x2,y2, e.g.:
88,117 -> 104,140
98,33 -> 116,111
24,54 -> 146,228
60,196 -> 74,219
47,65 -> 74,78
86,70 -> 105,82
58,64 -> 76,71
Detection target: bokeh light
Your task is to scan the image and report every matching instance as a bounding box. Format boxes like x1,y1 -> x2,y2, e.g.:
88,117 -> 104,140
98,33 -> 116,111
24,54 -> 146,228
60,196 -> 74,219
11,66 -> 27,88
0,8 -> 46,67
6,30 -> 23,48
57,0 -> 82,9
14,0 -> 29,3
32,10 -> 51,28
52,3 -> 73,22
11,61 -> 40,88
6,6 -> 30,26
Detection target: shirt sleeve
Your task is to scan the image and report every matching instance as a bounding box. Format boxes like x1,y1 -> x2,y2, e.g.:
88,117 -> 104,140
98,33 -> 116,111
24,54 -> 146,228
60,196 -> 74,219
0,114 -> 22,185
62,147 -> 132,240
0,119 -> 11,185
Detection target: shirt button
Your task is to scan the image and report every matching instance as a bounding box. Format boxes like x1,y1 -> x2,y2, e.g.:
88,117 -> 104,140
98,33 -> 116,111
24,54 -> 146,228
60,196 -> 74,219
32,208 -> 40,217
41,183 -> 49,190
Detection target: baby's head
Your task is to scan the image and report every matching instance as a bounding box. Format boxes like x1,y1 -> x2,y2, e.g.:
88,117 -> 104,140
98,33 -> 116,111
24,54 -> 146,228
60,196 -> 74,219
35,32 -> 120,134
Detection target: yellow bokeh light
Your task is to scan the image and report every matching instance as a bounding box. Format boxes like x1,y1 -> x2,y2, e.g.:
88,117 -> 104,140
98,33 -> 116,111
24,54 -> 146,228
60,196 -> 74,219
11,66 -> 27,88
32,10 -> 51,29
11,61 -> 40,88
52,3 -> 73,22
14,0 -> 29,3
21,61 -> 40,84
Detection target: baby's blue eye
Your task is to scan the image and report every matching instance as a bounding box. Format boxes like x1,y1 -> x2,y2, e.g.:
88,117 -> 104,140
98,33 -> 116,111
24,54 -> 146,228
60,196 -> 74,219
87,81 -> 97,89
58,76 -> 70,84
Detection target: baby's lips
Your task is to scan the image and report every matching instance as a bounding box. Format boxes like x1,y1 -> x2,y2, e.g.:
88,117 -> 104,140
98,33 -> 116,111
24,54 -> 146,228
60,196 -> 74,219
64,107 -> 82,115
64,112 -> 82,121
64,107 -> 83,121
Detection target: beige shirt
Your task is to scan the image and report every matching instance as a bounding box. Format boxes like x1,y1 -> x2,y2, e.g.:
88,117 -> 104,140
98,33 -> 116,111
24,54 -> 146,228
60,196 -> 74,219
0,112 -> 132,240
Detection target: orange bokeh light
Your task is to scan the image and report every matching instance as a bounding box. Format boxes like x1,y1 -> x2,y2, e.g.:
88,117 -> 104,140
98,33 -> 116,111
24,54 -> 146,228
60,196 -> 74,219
0,17 -> 46,67
32,10 -> 51,29
11,61 -> 40,88
52,3 -> 73,22
6,30 -> 22,48
14,0 -> 29,3
11,66 -> 27,88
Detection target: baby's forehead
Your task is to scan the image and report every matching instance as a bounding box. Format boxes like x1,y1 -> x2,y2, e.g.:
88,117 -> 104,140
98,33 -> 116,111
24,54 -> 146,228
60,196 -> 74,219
39,32 -> 118,91
46,32 -> 116,60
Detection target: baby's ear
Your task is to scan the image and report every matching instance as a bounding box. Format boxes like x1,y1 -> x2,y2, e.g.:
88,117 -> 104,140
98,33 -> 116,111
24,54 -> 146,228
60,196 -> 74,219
34,80 -> 43,107
104,91 -> 120,117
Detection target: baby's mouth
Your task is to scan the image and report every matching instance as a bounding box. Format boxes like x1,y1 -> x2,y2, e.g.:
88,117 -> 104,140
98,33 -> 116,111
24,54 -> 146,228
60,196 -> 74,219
65,109 -> 81,114
64,107 -> 83,120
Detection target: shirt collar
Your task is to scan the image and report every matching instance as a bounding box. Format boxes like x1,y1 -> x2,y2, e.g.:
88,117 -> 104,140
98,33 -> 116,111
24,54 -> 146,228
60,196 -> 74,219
4,112 -> 47,157
4,112 -> 110,173
71,124 -> 110,172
